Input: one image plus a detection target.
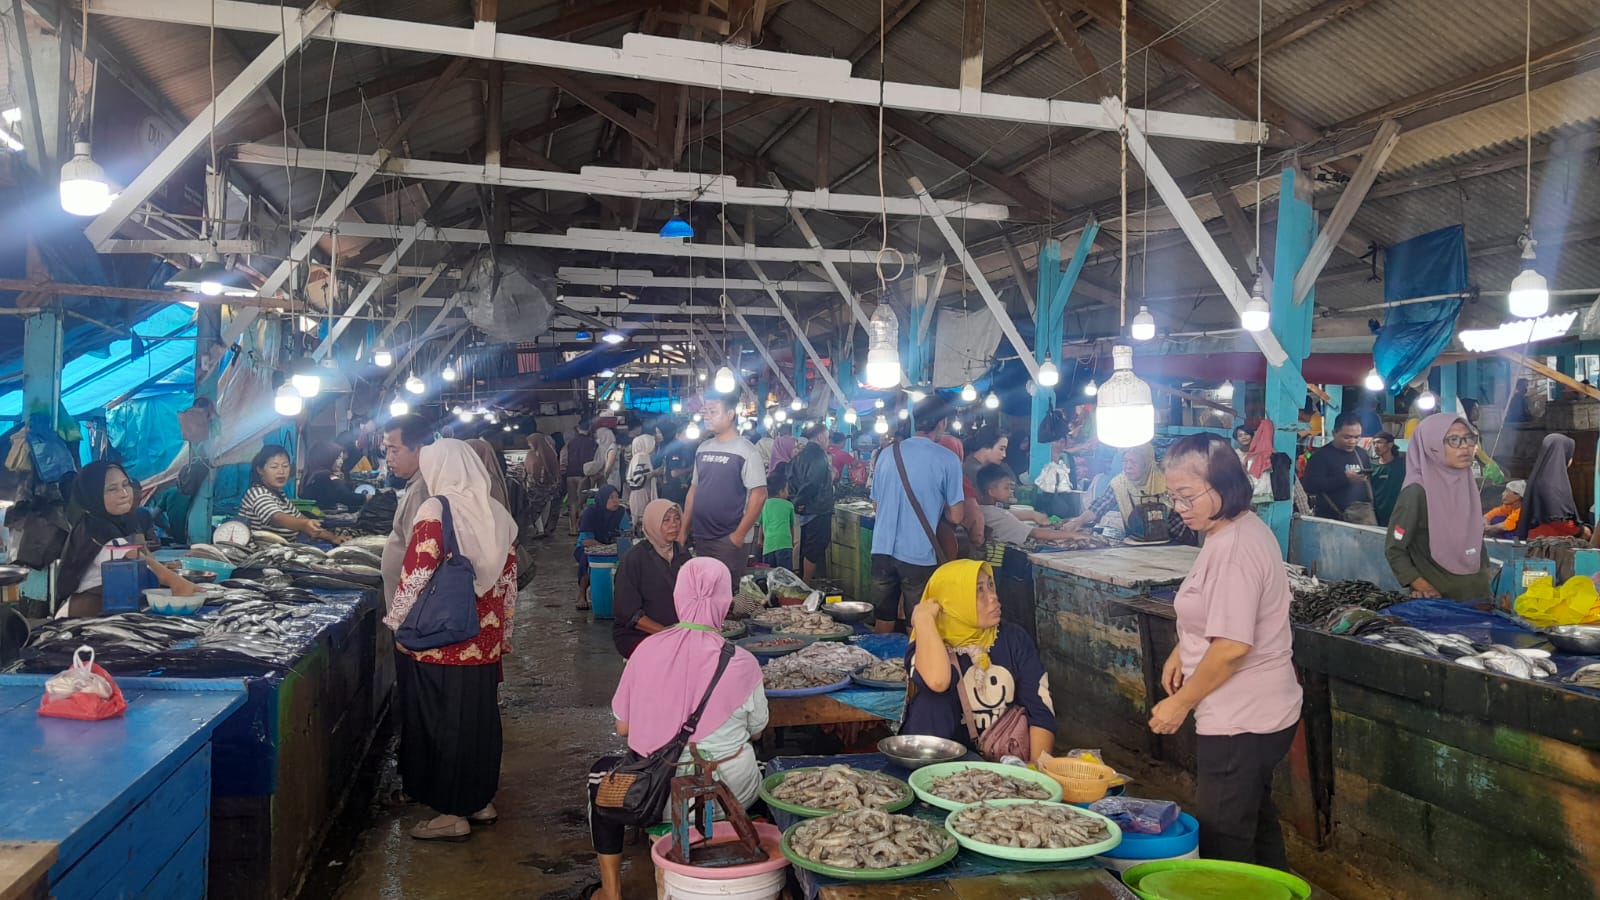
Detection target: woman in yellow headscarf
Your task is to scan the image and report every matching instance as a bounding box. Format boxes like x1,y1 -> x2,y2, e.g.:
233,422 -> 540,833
901,559 -> 1057,762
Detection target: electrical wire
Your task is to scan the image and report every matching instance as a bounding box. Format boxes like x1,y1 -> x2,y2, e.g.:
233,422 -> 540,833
1253,0 -> 1263,273
1118,0 -> 1128,331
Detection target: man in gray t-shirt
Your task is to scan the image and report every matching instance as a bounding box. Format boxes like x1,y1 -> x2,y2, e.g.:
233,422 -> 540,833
683,395 -> 767,582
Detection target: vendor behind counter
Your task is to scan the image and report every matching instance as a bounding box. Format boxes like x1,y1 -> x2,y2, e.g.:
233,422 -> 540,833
1384,413 -> 1492,602
55,461 -> 198,617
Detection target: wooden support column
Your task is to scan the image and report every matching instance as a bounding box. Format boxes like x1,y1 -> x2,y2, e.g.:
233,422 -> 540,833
814,103 -> 832,190
960,0 -> 986,111
1264,167 -> 1318,553
1029,223 -> 1098,478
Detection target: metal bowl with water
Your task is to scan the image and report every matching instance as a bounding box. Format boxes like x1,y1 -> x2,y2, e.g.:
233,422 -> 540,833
1544,625 -> 1600,656
822,601 -> 874,624
878,734 -> 966,769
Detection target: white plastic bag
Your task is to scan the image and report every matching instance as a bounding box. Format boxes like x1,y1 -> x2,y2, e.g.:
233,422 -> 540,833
44,646 -> 114,701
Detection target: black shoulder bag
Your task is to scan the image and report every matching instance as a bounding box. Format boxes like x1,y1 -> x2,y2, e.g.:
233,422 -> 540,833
591,641 -> 735,826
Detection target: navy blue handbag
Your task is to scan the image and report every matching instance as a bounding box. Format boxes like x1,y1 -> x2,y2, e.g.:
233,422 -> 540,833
396,497 -> 482,651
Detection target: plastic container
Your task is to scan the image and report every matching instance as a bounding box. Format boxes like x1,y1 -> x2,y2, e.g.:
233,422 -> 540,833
178,557 -> 235,580
143,588 -> 205,616
946,800 -> 1122,863
1122,859 -> 1311,900
907,761 -> 1063,812
588,555 -> 618,619
101,559 -> 158,613
1097,812 -> 1200,872
650,821 -> 787,900
1038,754 -> 1119,803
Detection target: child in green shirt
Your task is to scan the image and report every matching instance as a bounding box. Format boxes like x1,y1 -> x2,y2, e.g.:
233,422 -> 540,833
758,474 -> 799,570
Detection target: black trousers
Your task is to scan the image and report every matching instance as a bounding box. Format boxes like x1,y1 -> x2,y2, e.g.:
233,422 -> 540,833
869,554 -> 937,628
1194,724 -> 1298,869
587,756 -> 632,855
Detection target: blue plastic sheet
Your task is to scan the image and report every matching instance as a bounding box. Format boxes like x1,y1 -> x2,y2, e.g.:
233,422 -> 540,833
1380,599 -> 1600,693
106,395 -> 190,481
1373,226 -> 1467,395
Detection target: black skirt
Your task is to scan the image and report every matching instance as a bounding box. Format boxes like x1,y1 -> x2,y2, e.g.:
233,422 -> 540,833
395,650 -> 503,816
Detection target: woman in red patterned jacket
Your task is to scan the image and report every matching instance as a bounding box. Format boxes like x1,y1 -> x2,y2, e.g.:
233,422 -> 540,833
383,438 -> 519,842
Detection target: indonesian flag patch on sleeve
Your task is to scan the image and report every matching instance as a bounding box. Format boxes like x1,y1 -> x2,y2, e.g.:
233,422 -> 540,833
1392,526 -> 1405,540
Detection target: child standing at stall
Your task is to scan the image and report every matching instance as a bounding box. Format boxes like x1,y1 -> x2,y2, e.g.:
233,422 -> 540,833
757,473 -> 799,571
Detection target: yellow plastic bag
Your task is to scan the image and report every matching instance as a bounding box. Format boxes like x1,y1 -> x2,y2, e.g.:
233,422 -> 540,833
1515,575 -> 1600,627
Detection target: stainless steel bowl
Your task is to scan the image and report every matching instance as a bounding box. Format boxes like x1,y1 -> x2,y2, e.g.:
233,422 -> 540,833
822,601 -> 874,624
878,734 -> 966,769
0,565 -> 30,587
1544,625 -> 1600,656
171,569 -> 220,585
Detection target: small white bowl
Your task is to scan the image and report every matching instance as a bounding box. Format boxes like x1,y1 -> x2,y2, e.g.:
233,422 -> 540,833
143,588 -> 205,616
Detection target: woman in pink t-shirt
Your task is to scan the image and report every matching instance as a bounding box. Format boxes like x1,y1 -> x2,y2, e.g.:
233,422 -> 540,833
1150,432 -> 1303,870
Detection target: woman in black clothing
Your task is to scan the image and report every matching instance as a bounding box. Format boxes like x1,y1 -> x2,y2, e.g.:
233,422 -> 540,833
612,499 -> 690,657
300,441 -> 368,511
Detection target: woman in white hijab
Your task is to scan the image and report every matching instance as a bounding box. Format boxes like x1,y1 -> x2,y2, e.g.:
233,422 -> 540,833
625,433 -> 659,529
383,439 -> 519,842
591,426 -> 622,491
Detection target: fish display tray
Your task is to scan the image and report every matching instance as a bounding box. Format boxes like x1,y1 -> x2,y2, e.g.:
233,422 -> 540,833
851,666 -> 908,691
779,816 -> 959,882
945,799 -> 1123,862
737,635 -> 813,657
775,624 -> 854,642
762,674 -> 852,697
908,761 -> 1064,812
758,767 -> 914,818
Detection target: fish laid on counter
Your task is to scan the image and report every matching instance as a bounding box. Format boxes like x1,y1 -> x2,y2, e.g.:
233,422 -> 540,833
751,607 -> 822,629
1568,664 -> 1600,688
770,765 -> 905,811
760,642 -> 877,692
857,658 -> 907,683
951,802 -> 1111,849
775,615 -> 849,636
764,668 -> 842,691
928,768 -> 1052,804
788,809 -> 952,870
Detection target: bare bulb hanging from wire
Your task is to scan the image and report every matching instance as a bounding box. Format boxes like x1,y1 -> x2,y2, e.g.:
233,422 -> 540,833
1037,357 -> 1060,387
1131,306 -> 1156,342
960,382 -> 977,402
714,366 -> 737,394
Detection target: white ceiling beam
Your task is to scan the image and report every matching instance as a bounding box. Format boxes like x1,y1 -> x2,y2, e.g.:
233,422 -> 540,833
89,0 -> 1267,145
906,174 -> 1040,380
557,267 -> 835,293
1291,119 -> 1403,305
312,217 -> 425,360
318,222 -> 910,265
772,175 -> 873,330
83,0 -> 336,248
557,299 -> 782,318
235,144 -> 1013,220
723,296 -> 799,401
100,239 -> 259,255
1105,96 -> 1288,367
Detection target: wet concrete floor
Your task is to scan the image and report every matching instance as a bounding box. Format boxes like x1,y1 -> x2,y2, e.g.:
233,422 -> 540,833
319,531 -> 657,900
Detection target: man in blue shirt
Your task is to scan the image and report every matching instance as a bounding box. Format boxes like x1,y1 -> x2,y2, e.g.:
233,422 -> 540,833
869,397 -> 964,632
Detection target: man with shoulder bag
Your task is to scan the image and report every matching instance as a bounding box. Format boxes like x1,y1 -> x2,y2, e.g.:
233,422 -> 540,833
868,398 -> 965,633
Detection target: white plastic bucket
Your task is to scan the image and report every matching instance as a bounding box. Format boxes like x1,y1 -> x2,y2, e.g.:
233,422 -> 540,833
657,866 -> 785,899
1096,846 -> 1201,873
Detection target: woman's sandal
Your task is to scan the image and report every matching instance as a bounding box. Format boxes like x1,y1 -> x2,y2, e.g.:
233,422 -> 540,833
381,790 -> 414,808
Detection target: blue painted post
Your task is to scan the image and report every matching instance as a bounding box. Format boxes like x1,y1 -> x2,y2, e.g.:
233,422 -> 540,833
1324,386 -> 1344,432
1439,362 -> 1459,413
792,340 -> 807,402
1029,224 -> 1100,479
23,309 -> 62,608
1264,168 -> 1317,555
187,307 -> 223,544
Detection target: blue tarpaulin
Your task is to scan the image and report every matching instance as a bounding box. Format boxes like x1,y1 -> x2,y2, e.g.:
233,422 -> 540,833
1373,225 -> 1468,396
0,304 -> 196,418
106,394 -> 191,481
537,345 -> 649,383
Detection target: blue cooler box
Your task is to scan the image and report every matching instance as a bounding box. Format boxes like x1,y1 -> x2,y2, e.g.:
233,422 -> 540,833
588,554 -> 619,619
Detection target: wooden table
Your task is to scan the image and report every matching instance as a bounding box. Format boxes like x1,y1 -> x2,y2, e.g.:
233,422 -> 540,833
818,868 -> 1137,899
767,694 -> 886,729
1027,545 -> 1199,589
0,843 -> 55,900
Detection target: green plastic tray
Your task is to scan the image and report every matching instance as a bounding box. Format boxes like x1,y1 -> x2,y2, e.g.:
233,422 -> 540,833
758,767 -> 914,818
1122,860 -> 1312,900
944,799 -> 1123,862
907,761 -> 1063,811
780,815 -> 959,881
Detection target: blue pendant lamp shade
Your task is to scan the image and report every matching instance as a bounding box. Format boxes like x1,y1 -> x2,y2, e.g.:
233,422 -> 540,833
659,205 -> 694,239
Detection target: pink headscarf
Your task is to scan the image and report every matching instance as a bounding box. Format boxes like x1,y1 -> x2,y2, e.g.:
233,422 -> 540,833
1402,413 -> 1484,575
610,558 -> 764,755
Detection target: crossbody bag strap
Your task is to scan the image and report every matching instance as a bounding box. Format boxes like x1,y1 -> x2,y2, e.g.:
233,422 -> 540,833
434,496 -> 460,557
947,649 -> 980,742
676,642 -> 736,741
892,440 -> 950,565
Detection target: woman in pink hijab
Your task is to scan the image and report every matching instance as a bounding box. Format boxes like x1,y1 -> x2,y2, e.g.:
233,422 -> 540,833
584,558 -> 766,900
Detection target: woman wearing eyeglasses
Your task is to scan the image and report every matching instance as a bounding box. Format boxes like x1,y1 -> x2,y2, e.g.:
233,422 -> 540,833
1148,433 -> 1301,869
1384,414 -> 1492,601
55,461 -> 199,617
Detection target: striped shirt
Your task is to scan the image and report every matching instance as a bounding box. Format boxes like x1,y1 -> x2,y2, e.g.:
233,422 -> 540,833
240,484 -> 299,534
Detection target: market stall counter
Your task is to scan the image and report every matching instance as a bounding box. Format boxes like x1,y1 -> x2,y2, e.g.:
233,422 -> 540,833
827,502 -> 875,604
0,675 -> 246,900
7,586 -> 387,900
765,753 -> 1138,900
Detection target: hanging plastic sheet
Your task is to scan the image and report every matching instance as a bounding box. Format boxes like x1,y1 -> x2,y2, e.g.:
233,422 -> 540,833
106,395 -> 191,481
1372,226 -> 1468,395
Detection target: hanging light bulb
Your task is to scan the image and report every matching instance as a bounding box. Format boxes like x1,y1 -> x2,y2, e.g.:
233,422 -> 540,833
609,398 -> 622,412
484,410 -> 499,424
1037,356 -> 1060,387
459,407 -> 477,423
1509,234 -> 1550,319
166,253 -> 254,297
1095,345 -> 1155,448
601,329 -> 626,345
874,399 -> 885,409
373,346 -> 393,368
671,401 -> 683,413
405,373 -> 425,394
442,362 -> 459,382
599,368 -> 616,378
713,366 -> 737,394
684,421 -> 702,440
452,405 -> 465,415
697,371 -> 707,382
984,392 -> 1000,410
1131,306 -> 1157,342
960,382 -> 978,402
864,305 -> 902,388
843,408 -> 858,425
692,413 -> 702,422
59,142 -> 115,216
762,415 -> 775,429
873,415 -> 890,435
1415,390 -> 1438,412
908,390 -> 926,403
659,204 -> 694,239
273,383 -> 304,416
791,398 -> 804,411
1241,273 -> 1271,332
290,359 -> 322,398
389,396 -> 409,416
1084,382 -> 1098,397
1364,368 -> 1385,392
774,408 -> 788,423
897,408 -> 909,420
950,418 -> 963,432
1217,382 -> 1236,401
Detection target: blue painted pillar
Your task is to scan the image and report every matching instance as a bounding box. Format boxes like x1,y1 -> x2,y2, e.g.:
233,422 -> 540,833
792,339 -> 807,401
1324,386 -> 1344,433
22,312 -> 62,423
187,307 -> 223,544
1264,168 -> 1317,555
1440,362 -> 1459,413
1029,224 -> 1100,479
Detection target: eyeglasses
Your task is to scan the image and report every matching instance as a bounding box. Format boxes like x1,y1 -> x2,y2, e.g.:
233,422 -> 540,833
1443,433 -> 1480,449
1165,488 -> 1214,511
